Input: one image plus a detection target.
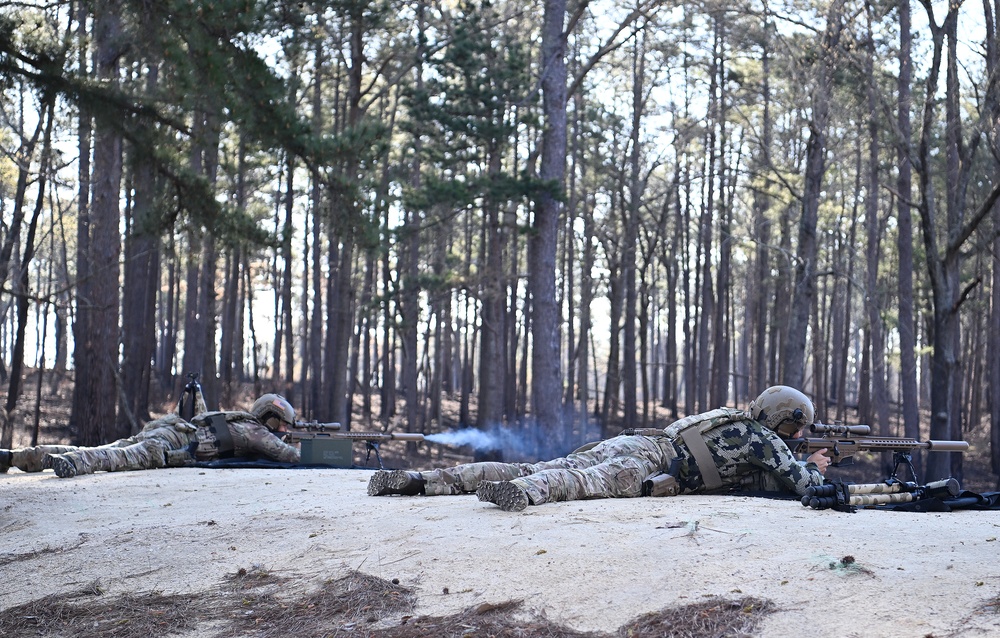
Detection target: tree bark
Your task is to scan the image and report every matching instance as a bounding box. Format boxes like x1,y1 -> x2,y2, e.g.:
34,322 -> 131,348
530,0 -> 568,431
782,0 -> 843,390
864,3 -> 890,437
119,64 -> 160,432
992,197 -> 1000,486
749,9 -> 772,398
79,0 -> 124,444
896,0 -> 921,454
623,25 -> 645,427
3,97 -> 55,446
477,148 -> 505,429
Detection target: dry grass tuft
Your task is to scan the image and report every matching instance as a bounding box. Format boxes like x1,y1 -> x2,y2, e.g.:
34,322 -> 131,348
983,593 -> 1000,614
0,588 -> 211,638
0,569 -> 774,638
0,539 -> 88,568
223,570 -> 417,637
380,599 -> 598,637
618,596 -> 774,638
225,564 -> 289,588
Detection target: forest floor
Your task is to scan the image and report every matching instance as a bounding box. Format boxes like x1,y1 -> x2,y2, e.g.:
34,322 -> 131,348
2,371 -> 1000,637
2,465 -> 1000,638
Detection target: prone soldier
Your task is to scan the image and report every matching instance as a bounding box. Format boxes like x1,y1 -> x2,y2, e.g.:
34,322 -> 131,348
0,392 -> 300,478
369,385 -> 831,511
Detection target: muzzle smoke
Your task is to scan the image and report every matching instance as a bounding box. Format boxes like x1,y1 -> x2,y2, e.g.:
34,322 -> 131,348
423,418 -> 602,461
424,430 -> 501,452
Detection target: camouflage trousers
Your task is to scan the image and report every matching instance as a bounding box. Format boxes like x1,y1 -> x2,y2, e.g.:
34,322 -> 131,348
420,435 -> 678,505
7,414 -> 196,475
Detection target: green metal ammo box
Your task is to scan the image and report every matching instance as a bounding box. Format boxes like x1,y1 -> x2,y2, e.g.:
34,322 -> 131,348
299,438 -> 354,467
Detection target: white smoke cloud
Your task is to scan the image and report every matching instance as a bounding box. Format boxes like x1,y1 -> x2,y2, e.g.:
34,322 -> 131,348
424,430 -> 502,451
422,418 -> 602,461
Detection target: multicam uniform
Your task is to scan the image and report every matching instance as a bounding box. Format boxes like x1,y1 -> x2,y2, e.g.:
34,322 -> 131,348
2,414 -> 199,476
1,407 -> 299,478
414,408 -> 823,505
188,411 -> 300,464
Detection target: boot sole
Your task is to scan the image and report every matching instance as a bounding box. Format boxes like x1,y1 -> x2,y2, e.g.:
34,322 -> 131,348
368,470 -> 413,496
476,481 -> 529,512
48,455 -> 78,479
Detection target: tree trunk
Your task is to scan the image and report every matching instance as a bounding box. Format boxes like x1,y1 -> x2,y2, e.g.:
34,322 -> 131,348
330,243 -> 355,428
896,0 -> 921,453
782,0 -> 843,390
663,182 -> 679,418
281,155 -> 296,397
748,172 -> 769,393
864,3 -> 890,437
80,0 -> 124,444
986,0 -> 1000,489
992,196 -> 1000,486
308,31 -> 326,421
70,1 -> 93,444
119,65 -> 160,432
577,200 -> 595,430
530,0 -> 567,432
477,148 -> 505,429
3,97 -> 55,446
749,18 -> 772,396
623,25 -> 644,427
602,263 -> 623,429
219,138 -> 247,399
157,235 -> 178,390
710,14 -> 732,409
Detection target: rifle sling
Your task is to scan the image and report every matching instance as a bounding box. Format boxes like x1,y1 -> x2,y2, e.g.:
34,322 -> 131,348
680,427 -> 723,491
207,413 -> 235,458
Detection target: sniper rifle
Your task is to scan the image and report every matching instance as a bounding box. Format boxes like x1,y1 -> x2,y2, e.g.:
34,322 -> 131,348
283,424 -> 426,468
785,424 -> 968,483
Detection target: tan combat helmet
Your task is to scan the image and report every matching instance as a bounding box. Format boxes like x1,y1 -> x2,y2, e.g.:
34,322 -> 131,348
748,385 -> 815,438
251,394 -> 296,431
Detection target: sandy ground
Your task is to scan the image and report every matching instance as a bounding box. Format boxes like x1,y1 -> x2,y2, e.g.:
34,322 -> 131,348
2,465 -> 1000,637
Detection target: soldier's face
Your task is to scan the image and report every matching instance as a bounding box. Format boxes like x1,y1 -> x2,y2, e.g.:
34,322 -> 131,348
267,416 -> 286,433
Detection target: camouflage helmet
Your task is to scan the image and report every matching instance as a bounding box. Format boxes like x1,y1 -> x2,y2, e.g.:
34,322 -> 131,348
251,394 -> 296,429
748,385 -> 814,438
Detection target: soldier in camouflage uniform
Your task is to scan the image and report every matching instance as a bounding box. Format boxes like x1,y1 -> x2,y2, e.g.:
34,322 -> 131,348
0,393 -> 300,478
368,385 -> 830,511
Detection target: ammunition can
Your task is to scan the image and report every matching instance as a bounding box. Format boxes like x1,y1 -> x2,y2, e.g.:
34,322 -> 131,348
299,438 -> 354,467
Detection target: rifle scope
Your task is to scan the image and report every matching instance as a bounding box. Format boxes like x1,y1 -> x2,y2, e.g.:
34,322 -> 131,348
810,423 -> 871,436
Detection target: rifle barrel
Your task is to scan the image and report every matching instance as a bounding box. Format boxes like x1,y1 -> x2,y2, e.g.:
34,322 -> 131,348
925,440 -> 970,452
305,431 -> 426,442
391,433 -> 426,442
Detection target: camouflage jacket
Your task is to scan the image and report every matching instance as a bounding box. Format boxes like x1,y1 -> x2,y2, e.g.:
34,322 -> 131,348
666,408 -> 823,496
190,411 -> 300,463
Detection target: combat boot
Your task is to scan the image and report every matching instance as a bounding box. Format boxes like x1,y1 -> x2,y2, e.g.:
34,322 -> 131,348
0,449 -> 12,473
476,480 -> 530,512
367,470 -> 426,496
46,454 -> 79,478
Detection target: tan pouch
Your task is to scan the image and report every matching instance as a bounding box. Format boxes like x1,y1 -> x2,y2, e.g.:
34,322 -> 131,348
643,472 -> 680,497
